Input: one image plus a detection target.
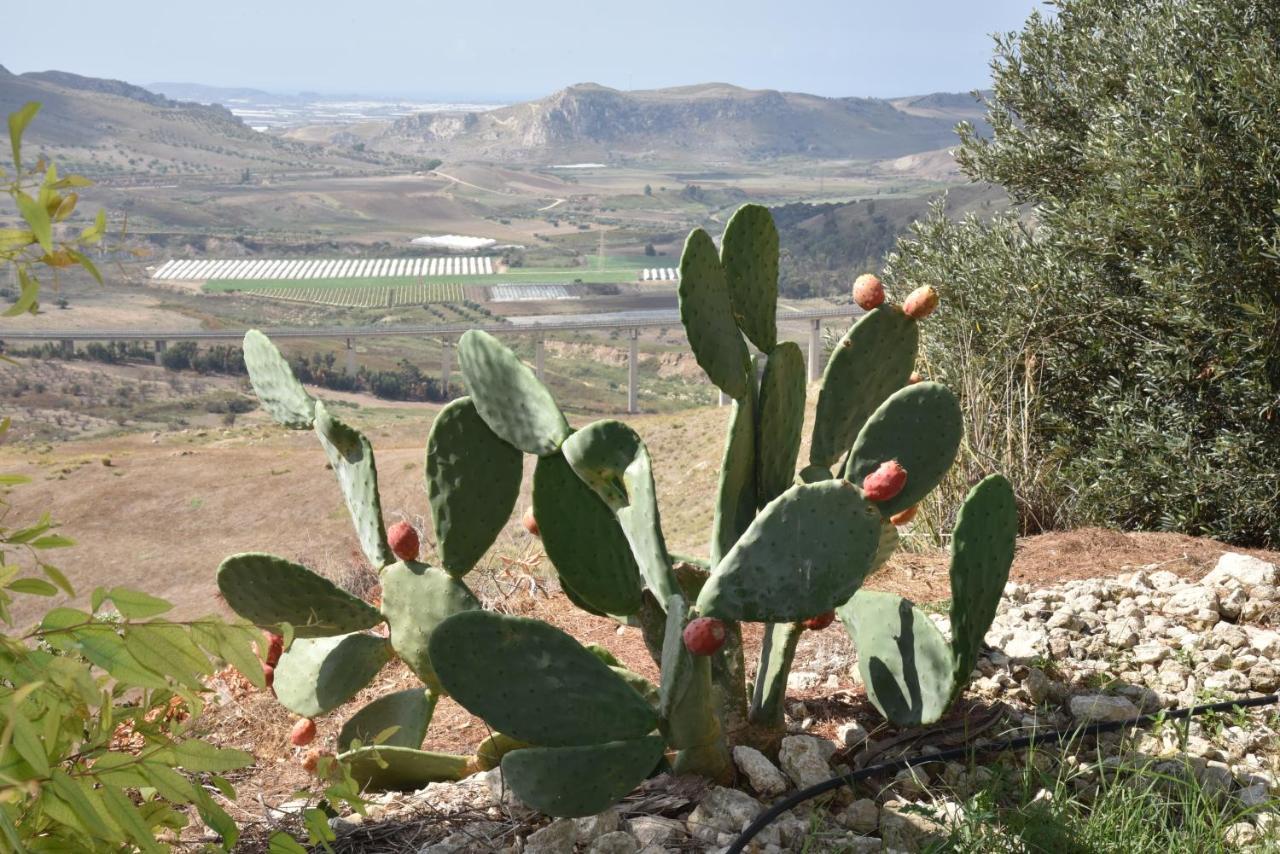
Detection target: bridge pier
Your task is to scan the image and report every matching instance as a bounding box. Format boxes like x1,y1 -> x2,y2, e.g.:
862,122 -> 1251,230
534,336 -> 545,380
441,339 -> 453,392
345,337 -> 356,376
627,328 -> 639,414
808,318 -> 822,382
154,339 -> 167,366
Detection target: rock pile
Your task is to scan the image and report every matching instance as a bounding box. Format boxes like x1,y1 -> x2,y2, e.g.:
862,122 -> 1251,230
332,553 -> 1280,853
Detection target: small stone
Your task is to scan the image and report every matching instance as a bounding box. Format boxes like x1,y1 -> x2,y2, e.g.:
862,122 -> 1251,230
1211,622 -> 1249,649
1070,694 -> 1140,723
628,816 -> 684,849
837,720 -> 870,748
1132,643 -> 1168,665
1162,586 -> 1219,629
575,809 -> 621,842
1002,627 -> 1048,660
686,786 -> 763,844
1250,663 -> 1280,692
787,670 -> 821,691
1239,783 -> 1270,808
880,800 -> 949,852
1025,667 -> 1052,704
1196,761 -> 1234,797
1224,821 -> 1258,847
834,798 -> 879,833
1204,669 -> 1250,692
586,831 -> 639,854
732,745 -> 790,797
892,766 -> 930,798
525,819 -> 577,854
1219,586 -> 1248,620
1246,627 -> 1280,658
1205,553 -> 1278,589
778,735 -> 836,789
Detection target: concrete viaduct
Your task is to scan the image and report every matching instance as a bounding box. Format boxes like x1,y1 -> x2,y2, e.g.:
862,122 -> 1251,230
0,307 -> 860,414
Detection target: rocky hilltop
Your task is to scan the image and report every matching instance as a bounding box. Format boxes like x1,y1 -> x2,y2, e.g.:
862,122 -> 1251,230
373,82 -> 985,163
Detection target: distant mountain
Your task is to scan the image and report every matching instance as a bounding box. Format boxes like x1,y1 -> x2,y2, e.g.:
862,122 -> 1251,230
356,82 -> 988,164
0,67 -> 386,178
889,90 -> 991,125
146,81 -> 281,104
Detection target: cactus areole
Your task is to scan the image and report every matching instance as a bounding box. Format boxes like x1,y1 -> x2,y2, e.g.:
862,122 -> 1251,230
223,203 -> 1017,817
862,460 -> 908,502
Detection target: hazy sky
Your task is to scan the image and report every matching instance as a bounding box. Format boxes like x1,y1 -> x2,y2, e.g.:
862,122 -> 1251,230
3,1 -> 1047,101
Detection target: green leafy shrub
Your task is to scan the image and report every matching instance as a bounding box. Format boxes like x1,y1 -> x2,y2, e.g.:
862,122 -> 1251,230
887,0 -> 1280,546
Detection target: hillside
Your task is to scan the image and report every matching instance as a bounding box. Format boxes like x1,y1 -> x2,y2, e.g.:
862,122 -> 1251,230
0,66 -> 388,180
335,82 -> 985,164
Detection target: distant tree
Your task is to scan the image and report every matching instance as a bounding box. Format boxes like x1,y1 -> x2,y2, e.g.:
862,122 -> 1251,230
643,183 -> 652,196
644,242 -> 657,257
887,0 -> 1280,546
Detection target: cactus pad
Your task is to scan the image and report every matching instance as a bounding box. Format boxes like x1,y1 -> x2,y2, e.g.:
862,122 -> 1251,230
710,381 -> 757,566
501,736 -> 666,818
457,330 -> 569,455
338,688 -> 435,752
844,382 -> 963,517
242,330 -> 314,428
272,632 -> 393,718
810,307 -> 918,467
756,342 -> 806,506
948,474 -> 1017,696
562,420 -> 680,607
425,396 -> 523,576
839,590 -> 954,727
216,553 -> 383,638
720,204 -> 779,353
429,610 -> 658,747
476,732 -> 528,771
678,228 -> 750,400
696,480 -> 882,622
339,745 -> 470,791
533,451 -> 644,615
380,560 -> 480,693
313,401 -> 393,568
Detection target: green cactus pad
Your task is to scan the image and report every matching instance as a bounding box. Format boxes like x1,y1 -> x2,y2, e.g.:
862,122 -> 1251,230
534,451 -> 644,615
338,688 -> 436,753
425,396 -> 523,576
380,560 -> 481,693
844,382 -> 963,517
748,622 -> 802,731
809,307 -> 918,467
658,595 -> 720,751
272,632 -> 393,718
678,228 -> 750,400
948,474 -> 1017,696
871,518 -> 900,576
501,736 -> 665,818
720,204 -> 779,353
242,330 -> 314,429
338,745 -> 470,791
756,342 -> 806,506
611,666 -> 660,709
561,420 -> 680,608
216,553 -> 383,638
797,464 -> 831,484
476,732 -> 528,771
710,381 -> 757,567
313,401 -> 393,568
457,330 -> 569,455
839,590 -> 954,727
696,480 -> 882,622
429,610 -> 659,747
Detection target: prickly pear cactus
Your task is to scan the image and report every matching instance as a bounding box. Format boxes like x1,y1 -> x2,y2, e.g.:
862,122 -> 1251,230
220,204 -> 1016,815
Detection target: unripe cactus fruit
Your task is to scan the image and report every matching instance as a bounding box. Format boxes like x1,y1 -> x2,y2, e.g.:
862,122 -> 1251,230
301,748 -> 331,774
852,274 -> 885,311
908,372 -> 923,384
387,522 -> 419,562
890,505 -> 919,526
262,662 -> 275,689
522,507 -> 540,538
683,617 -> 727,656
802,611 -> 835,631
862,460 -> 908,502
291,718 -> 317,746
265,632 -> 284,667
903,286 -> 939,319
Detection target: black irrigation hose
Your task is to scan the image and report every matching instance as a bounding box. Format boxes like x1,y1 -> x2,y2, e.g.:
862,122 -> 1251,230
726,692 -> 1280,854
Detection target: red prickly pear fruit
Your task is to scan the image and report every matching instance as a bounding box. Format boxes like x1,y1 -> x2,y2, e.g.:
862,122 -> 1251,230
890,504 -> 919,526
265,632 -> 284,667
908,372 -> 923,384
387,522 -> 419,562
903,285 -> 939,319
290,718 -> 317,746
682,617 -> 727,656
262,662 -> 275,689
301,748 -> 331,774
802,611 -> 836,631
852,274 -> 885,311
862,460 -> 908,502
522,507 -> 540,538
